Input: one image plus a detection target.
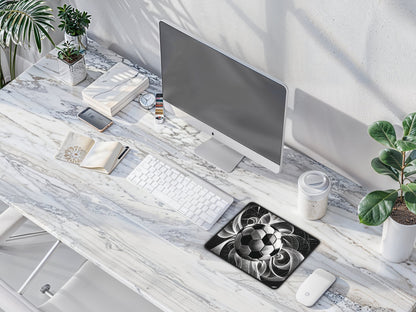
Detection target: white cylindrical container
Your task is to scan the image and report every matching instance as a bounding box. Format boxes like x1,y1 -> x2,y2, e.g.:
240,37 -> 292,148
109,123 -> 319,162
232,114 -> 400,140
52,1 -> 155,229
298,171 -> 331,220
64,32 -> 88,51
381,217 -> 416,263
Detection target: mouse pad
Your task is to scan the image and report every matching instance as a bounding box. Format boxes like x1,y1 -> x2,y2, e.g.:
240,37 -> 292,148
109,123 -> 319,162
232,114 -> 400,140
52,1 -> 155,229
205,202 -> 320,289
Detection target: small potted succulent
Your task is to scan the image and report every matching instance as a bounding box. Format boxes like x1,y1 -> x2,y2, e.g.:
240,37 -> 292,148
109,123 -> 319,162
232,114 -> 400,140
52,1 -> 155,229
57,4 -> 91,50
57,41 -> 87,85
358,112 -> 416,262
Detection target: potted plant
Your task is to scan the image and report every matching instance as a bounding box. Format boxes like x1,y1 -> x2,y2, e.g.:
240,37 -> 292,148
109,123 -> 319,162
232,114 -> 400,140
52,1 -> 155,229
57,41 -> 86,85
57,4 -> 91,51
358,112 -> 416,262
0,0 -> 55,88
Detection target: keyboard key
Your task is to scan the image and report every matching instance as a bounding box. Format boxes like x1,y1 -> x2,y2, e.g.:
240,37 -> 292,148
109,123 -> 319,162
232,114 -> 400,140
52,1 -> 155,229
127,154 -> 233,230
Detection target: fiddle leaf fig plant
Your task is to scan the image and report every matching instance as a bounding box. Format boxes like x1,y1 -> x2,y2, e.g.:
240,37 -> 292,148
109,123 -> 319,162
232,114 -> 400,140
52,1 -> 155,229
358,112 -> 416,226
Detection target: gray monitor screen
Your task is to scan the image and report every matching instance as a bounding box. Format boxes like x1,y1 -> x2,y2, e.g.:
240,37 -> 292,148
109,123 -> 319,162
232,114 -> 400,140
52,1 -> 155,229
160,22 -> 286,165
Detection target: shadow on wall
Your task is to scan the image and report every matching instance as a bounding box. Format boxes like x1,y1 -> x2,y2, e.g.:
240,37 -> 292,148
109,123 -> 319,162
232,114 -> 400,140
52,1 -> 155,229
67,0 -> 410,190
71,0 -> 291,77
290,89 -> 396,189
71,0 -> 200,74
225,1 -> 288,80
289,6 -> 406,119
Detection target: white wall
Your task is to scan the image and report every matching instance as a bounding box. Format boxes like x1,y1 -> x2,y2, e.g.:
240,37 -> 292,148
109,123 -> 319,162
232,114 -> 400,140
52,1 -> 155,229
64,1 -> 416,189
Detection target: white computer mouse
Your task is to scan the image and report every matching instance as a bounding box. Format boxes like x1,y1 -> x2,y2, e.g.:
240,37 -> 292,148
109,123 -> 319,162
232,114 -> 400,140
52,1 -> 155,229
296,268 -> 336,307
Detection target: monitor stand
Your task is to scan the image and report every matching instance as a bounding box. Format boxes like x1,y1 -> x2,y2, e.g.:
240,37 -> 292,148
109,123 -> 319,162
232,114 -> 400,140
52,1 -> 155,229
195,138 -> 244,173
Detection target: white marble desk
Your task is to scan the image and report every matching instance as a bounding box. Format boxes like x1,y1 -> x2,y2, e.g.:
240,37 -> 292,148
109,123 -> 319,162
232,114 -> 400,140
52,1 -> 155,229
0,41 -> 415,312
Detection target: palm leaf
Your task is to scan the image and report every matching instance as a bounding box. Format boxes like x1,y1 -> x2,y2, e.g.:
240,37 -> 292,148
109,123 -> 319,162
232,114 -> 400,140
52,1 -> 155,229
0,0 -> 55,52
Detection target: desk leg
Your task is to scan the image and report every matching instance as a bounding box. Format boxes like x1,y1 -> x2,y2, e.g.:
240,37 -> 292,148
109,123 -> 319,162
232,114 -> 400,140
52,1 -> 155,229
18,240 -> 60,295
7,230 -> 48,241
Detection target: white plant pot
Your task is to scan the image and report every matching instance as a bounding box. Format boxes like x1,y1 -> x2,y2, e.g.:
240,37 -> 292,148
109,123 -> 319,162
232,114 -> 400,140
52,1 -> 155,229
64,32 -> 88,51
381,217 -> 416,263
58,56 -> 87,86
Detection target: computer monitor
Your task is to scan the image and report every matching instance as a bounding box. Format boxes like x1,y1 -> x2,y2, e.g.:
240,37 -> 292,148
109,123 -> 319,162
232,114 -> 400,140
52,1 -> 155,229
159,21 -> 287,173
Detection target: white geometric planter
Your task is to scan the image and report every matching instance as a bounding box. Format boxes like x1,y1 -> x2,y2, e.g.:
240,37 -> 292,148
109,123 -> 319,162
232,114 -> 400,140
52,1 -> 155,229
64,32 -> 88,51
381,217 -> 416,263
58,56 -> 87,86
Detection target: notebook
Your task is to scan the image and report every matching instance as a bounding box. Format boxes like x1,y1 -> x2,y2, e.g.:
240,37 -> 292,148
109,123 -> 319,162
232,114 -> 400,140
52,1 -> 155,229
82,62 -> 149,117
56,132 -> 128,174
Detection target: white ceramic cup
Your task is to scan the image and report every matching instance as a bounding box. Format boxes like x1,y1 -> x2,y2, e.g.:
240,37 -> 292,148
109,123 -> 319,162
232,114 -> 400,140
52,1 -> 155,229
298,170 -> 331,220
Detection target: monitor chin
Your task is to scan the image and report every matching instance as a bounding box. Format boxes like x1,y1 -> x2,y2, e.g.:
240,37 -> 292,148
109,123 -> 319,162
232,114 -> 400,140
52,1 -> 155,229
195,138 -> 244,173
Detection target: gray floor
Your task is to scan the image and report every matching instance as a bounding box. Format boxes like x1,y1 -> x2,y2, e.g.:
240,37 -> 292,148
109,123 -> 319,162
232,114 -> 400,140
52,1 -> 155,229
0,202 -> 85,307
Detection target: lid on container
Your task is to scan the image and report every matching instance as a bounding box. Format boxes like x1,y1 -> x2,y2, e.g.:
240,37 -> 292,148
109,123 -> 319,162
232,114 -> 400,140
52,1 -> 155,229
298,170 -> 331,198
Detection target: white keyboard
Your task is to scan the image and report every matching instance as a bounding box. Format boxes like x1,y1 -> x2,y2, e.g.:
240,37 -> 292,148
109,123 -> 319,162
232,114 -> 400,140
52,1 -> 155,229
127,154 -> 233,230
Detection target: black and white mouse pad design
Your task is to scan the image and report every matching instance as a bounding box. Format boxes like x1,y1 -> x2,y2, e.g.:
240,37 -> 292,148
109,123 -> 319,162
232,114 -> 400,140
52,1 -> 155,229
205,202 -> 320,289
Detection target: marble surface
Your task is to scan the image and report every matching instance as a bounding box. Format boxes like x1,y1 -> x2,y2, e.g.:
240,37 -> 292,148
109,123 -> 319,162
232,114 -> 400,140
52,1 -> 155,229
0,40 -> 415,312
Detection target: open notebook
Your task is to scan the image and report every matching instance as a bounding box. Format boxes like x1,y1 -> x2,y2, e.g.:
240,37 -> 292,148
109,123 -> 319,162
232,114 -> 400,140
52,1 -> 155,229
56,132 -> 128,174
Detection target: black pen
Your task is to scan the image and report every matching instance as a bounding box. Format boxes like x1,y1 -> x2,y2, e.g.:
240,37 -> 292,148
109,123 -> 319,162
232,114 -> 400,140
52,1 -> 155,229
118,146 -> 130,160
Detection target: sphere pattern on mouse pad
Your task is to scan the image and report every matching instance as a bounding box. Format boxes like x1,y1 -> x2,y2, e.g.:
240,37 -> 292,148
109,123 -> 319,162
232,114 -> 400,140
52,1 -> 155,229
205,202 -> 320,289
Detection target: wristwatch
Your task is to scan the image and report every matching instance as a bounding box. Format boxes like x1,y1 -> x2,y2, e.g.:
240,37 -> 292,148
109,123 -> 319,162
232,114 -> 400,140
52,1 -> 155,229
139,92 -> 156,110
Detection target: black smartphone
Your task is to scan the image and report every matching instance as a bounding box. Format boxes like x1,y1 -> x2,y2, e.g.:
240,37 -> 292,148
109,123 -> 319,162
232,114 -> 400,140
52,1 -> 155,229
77,107 -> 113,132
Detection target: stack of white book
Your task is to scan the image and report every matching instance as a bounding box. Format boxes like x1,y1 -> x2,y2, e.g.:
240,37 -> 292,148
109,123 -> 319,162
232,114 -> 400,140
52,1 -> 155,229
82,62 -> 149,117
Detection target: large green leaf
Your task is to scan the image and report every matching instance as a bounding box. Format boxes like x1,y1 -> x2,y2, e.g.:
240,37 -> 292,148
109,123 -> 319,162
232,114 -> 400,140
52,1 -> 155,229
401,183 -> 416,214
405,165 -> 416,177
405,150 -> 416,164
379,149 -> 403,170
404,153 -> 416,177
403,112 -> 416,137
395,136 -> 416,152
371,157 -> 399,181
406,158 -> 416,167
368,121 -> 396,148
358,190 -> 398,226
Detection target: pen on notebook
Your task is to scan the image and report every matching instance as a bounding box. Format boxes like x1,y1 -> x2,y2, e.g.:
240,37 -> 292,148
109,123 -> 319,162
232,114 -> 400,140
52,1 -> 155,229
118,146 -> 129,159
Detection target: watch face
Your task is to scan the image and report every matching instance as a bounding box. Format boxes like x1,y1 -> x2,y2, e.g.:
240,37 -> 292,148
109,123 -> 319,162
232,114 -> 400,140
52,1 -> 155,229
139,93 -> 156,109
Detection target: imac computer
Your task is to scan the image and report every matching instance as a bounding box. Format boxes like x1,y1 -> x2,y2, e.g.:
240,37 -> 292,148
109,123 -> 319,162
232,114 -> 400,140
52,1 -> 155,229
159,21 -> 287,173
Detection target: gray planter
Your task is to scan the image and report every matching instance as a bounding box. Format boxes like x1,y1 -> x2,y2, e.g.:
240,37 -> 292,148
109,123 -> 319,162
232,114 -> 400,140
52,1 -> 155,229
64,32 -> 88,51
58,55 -> 87,86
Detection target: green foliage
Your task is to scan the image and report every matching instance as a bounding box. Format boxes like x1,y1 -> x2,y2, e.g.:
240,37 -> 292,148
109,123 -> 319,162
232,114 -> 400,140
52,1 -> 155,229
379,149 -> 402,170
401,183 -> 416,214
56,41 -> 82,64
368,121 -> 396,148
358,190 -> 398,226
370,157 -> 399,181
405,150 -> 416,164
0,0 -> 55,87
404,165 -> 416,178
57,4 -> 91,36
358,112 -> 416,225
395,136 -> 416,152
404,151 -> 416,177
403,113 -> 416,137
